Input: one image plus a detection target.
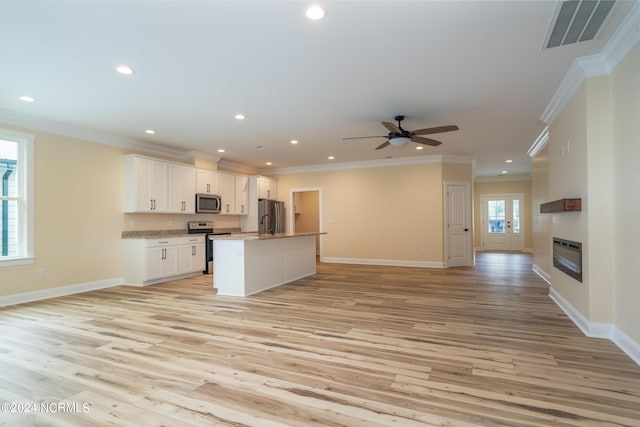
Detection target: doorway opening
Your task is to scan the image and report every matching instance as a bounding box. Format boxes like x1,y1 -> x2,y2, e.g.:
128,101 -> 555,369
289,188 -> 322,256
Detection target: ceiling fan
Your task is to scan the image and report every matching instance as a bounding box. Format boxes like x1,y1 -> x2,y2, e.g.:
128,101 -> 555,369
343,115 -> 459,150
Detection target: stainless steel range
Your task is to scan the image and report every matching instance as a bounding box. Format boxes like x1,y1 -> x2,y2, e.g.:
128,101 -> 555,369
187,221 -> 230,274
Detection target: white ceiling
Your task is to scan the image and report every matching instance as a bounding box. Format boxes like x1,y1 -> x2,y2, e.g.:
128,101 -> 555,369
0,1 -> 633,177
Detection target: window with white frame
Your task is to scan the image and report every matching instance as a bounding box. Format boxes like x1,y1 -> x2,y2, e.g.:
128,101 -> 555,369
0,129 -> 34,266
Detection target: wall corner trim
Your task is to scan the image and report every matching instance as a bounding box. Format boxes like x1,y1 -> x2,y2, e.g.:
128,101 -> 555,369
0,277 -> 124,308
541,2 -> 640,125
549,287 -> 640,366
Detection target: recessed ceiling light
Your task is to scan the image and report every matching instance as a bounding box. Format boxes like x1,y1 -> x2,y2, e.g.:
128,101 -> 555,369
328,156 -> 335,160
306,5 -> 326,20
290,140 -> 299,145
505,159 -> 513,163
217,149 -> 225,153
19,96 -> 35,102
234,113 -> 246,120
145,129 -> 155,135
415,146 -> 424,150
501,170 -> 508,174
266,162 -> 272,166
115,65 -> 134,75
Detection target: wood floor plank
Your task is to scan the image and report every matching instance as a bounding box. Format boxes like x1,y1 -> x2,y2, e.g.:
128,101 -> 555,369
0,253 -> 639,426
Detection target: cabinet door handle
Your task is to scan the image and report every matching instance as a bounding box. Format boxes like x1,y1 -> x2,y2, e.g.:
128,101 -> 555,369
207,183 -> 210,193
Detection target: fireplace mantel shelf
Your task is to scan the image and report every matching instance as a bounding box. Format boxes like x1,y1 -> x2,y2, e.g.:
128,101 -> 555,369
540,198 -> 582,213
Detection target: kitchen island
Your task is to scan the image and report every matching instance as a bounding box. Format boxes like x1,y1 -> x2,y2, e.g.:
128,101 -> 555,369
210,232 -> 325,297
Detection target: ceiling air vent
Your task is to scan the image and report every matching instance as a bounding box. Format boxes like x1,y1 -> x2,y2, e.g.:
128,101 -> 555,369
545,0 -> 616,48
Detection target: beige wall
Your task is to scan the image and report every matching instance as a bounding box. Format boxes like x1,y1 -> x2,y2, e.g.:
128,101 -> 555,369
293,191 -> 320,253
473,179 -> 532,250
547,81 -> 590,317
275,161 -> 472,265
0,123 -> 236,298
531,145 -> 551,273
611,43 -> 640,343
533,42 -> 640,344
0,124 -> 126,297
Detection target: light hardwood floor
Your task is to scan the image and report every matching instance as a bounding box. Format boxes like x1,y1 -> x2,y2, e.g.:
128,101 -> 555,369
1,253 -> 639,426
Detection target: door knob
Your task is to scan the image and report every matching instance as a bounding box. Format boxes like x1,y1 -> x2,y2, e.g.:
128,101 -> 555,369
464,228 -> 469,231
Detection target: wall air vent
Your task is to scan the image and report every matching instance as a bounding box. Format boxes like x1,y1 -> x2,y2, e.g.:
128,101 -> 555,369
545,0 -> 616,49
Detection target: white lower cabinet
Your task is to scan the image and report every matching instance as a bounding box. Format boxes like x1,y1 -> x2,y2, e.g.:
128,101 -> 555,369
179,236 -> 206,273
123,235 -> 206,285
147,244 -> 179,280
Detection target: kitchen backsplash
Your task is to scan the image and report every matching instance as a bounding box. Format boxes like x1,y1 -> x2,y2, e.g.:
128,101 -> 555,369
122,212 -> 240,232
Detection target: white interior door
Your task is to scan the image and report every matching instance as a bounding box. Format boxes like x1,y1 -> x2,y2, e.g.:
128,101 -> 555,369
481,194 -> 524,251
446,182 -> 473,267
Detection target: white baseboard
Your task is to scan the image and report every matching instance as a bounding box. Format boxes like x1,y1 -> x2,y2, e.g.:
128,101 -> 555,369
0,277 -> 124,308
612,327 -> 640,366
532,264 -> 551,284
320,257 -> 445,269
475,247 -> 534,253
549,287 -> 640,365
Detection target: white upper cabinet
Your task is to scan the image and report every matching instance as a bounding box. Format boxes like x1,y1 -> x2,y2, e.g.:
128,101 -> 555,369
235,175 -> 248,215
123,155 -> 168,213
196,169 -> 219,195
168,164 -> 196,214
218,172 -> 236,215
257,176 -> 277,200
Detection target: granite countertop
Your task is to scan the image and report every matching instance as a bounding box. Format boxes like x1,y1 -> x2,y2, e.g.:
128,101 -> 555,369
210,231 -> 326,241
122,227 -> 240,239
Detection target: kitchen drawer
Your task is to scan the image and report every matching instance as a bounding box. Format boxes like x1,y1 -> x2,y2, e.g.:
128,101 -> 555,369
146,237 -> 180,248
180,236 -> 205,245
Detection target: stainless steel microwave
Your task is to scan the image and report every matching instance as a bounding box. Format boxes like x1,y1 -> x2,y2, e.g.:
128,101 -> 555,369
195,193 -> 221,214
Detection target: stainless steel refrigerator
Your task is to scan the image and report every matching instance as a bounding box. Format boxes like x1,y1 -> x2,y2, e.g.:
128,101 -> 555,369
258,199 -> 285,234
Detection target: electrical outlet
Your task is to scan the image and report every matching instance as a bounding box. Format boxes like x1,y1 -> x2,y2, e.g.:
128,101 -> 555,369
39,268 -> 47,278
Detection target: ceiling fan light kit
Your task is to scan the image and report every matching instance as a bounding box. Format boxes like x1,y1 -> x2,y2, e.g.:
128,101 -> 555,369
344,115 -> 459,151
389,137 -> 411,146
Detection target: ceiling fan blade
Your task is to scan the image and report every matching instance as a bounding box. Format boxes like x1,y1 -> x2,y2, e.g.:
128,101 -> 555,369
412,125 -> 459,135
374,141 -> 390,150
342,136 -> 387,140
381,122 -> 401,133
411,136 -> 442,146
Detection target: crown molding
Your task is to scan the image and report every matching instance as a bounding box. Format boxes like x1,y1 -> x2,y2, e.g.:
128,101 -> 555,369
266,154 -> 473,175
528,126 -> 549,158
218,159 -> 260,175
541,2 -> 640,125
0,108 -> 197,160
184,150 -> 221,163
474,174 -> 531,183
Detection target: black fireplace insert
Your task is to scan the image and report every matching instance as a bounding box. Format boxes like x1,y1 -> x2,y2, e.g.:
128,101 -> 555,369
553,237 -> 582,282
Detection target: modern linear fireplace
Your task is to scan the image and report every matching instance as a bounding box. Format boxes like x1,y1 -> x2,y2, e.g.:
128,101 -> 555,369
553,237 -> 582,282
